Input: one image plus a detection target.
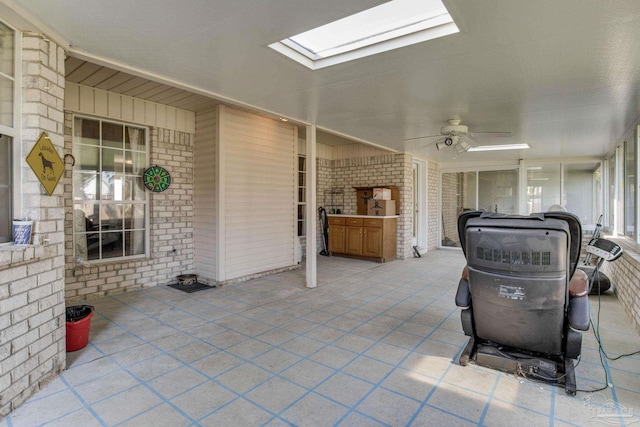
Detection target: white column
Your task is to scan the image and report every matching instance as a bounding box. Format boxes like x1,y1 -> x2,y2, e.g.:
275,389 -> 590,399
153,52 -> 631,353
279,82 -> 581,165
215,105 -> 226,281
305,124 -> 317,288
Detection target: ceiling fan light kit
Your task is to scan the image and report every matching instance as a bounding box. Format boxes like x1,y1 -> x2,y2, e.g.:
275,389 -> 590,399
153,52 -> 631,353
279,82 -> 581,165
436,135 -> 457,149
455,140 -> 471,154
406,118 -> 513,154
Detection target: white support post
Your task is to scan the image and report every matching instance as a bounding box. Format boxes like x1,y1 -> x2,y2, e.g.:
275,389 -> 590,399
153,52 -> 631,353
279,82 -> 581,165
305,124 -> 317,288
215,105 -> 226,281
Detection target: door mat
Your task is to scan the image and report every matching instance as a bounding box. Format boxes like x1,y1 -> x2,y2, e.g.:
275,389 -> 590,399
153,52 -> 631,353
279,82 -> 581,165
168,282 -> 217,293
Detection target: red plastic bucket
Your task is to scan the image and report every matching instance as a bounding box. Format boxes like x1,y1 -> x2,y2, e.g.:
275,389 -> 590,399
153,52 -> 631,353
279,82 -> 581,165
65,305 -> 94,352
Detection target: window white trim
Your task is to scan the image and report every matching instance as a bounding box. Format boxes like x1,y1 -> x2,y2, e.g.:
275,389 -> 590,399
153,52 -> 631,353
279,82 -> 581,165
297,141 -> 306,237
0,19 -> 21,245
72,114 -> 150,263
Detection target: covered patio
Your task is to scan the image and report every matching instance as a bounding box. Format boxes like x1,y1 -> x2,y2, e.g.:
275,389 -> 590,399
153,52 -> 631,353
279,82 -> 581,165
4,251 -> 639,426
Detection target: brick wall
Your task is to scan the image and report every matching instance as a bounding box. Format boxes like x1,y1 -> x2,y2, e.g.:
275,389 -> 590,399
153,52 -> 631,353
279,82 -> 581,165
427,161 -> 438,250
316,157 -> 332,253
64,123 -> 194,301
331,153 -> 414,259
601,241 -> 640,332
0,33 -> 66,418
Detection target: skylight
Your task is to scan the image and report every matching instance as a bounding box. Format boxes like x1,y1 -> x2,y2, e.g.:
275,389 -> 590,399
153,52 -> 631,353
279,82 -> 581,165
270,0 -> 459,69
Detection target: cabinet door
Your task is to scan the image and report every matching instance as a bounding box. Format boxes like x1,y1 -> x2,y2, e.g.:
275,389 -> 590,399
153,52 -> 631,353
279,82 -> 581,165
329,225 -> 346,254
345,226 -> 363,255
363,226 -> 383,257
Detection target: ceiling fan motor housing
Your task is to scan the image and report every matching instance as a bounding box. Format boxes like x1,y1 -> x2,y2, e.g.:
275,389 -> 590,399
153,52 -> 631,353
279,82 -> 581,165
441,121 -> 469,135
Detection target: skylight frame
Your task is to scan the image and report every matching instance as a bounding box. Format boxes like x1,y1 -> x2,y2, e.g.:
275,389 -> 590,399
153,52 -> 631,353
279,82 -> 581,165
269,0 -> 459,70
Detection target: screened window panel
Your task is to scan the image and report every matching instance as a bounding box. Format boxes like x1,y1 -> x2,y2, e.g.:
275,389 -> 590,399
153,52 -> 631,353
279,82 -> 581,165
564,162 -> 600,227
526,164 -> 560,213
625,139 -> 636,238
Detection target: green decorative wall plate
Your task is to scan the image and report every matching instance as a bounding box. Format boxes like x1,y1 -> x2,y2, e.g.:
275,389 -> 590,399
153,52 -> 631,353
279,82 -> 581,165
143,165 -> 171,192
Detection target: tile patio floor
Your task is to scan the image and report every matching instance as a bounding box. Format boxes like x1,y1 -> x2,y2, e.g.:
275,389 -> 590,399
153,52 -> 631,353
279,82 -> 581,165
2,250 -> 640,426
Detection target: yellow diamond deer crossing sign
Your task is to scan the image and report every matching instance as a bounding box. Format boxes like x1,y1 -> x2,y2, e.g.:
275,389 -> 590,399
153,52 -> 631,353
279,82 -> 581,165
26,132 -> 64,196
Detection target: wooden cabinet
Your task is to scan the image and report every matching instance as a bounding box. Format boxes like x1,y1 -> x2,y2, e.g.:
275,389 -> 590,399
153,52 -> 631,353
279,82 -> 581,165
328,217 -> 346,254
362,223 -> 382,257
328,215 -> 397,262
345,218 -> 363,255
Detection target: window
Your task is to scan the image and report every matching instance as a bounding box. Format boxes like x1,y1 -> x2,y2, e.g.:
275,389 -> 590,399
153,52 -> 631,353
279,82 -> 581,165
524,161 -> 602,227
73,117 -> 148,262
608,132 -> 640,241
0,20 -> 15,244
526,164 -> 560,213
0,20 -> 15,128
615,145 -> 625,236
478,170 -> 518,214
440,168 -> 517,248
297,139 -> 306,236
607,150 -> 617,231
625,136 -> 636,238
270,0 -> 458,69
0,135 -> 11,243
564,163 -> 601,227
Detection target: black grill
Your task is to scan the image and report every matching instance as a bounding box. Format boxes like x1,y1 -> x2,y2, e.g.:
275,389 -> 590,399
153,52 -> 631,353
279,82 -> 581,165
477,246 -> 551,266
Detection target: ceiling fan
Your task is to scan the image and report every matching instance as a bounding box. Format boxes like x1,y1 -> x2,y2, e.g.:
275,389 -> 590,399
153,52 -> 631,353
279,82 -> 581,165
406,119 -> 512,153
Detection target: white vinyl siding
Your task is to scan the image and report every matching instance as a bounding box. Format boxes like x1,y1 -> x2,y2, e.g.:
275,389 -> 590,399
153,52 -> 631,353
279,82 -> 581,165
222,108 -> 296,279
193,108 -> 217,279
65,82 -> 195,134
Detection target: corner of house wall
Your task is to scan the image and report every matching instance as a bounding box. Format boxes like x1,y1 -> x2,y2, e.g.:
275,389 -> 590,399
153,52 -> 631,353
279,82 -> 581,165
1,32 -> 66,418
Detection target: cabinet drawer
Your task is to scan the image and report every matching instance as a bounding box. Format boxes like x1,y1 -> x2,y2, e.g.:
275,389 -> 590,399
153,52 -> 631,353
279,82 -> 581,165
363,218 -> 383,227
329,217 -> 345,225
346,218 -> 363,226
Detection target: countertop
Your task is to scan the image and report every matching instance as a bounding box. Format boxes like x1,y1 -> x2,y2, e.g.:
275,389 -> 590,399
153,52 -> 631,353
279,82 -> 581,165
327,214 -> 399,219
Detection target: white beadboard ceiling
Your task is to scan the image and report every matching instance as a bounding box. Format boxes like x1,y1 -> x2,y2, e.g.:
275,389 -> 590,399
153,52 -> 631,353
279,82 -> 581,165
7,0 -> 640,164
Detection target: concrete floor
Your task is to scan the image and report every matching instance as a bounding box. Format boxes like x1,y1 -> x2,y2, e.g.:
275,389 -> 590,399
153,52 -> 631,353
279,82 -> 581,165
3,250 -> 640,426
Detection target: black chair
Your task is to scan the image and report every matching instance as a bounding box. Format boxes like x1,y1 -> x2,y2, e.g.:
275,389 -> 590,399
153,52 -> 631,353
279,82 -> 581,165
455,211 -> 588,394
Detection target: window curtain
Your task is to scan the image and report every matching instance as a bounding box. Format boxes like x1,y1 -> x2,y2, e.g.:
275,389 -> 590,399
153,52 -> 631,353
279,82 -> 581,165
74,209 -> 88,262
127,127 -> 145,255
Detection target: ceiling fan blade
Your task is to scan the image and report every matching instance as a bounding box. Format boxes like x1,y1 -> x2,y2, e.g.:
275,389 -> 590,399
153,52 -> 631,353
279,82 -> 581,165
404,134 -> 441,141
469,131 -> 512,137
